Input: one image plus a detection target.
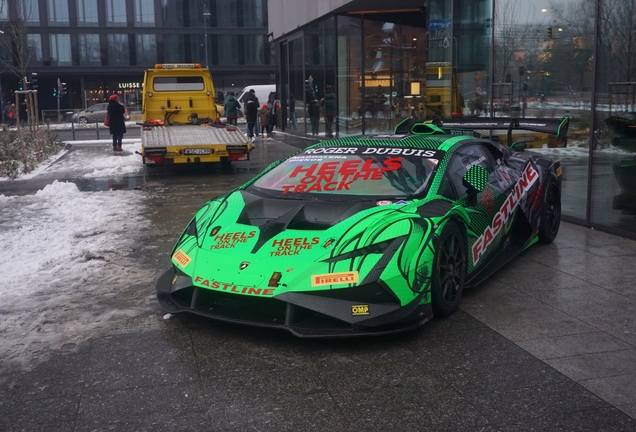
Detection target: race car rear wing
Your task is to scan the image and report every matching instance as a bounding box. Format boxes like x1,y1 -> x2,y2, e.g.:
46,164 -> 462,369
394,117 -> 569,147
437,117 -> 570,146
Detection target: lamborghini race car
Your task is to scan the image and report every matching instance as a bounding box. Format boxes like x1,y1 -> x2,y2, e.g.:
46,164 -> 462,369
157,117 -> 566,337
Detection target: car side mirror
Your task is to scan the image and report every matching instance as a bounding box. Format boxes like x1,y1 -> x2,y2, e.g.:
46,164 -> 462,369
510,141 -> 526,151
462,165 -> 489,199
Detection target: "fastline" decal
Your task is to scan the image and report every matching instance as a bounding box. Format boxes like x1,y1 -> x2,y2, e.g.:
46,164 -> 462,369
472,164 -> 539,266
193,276 -> 275,296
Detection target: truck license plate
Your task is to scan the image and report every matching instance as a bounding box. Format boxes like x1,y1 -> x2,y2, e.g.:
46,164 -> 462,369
183,148 -> 211,155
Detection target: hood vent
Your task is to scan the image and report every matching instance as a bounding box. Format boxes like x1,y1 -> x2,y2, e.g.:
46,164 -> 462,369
237,191 -> 376,252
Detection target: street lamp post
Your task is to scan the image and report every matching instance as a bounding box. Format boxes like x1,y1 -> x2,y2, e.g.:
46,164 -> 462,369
203,8 -> 211,68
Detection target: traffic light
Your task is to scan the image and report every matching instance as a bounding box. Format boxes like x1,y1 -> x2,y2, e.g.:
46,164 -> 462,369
519,66 -> 525,76
18,79 -> 23,91
548,27 -> 554,38
60,82 -> 67,96
30,73 -> 38,89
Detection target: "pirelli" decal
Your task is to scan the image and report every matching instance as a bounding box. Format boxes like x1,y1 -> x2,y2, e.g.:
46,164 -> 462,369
311,271 -> 359,287
172,249 -> 192,268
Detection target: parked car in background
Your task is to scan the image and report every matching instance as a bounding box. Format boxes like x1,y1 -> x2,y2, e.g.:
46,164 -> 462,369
71,103 -> 130,124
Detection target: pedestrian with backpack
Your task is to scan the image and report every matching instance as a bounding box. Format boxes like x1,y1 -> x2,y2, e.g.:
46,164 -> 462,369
243,89 -> 259,139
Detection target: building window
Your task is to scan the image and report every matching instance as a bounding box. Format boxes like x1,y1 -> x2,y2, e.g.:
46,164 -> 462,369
135,0 -> 155,26
216,0 -> 238,27
162,0 -> 183,27
20,0 -> 40,24
217,35 -> 239,65
77,0 -> 99,26
79,34 -> 101,66
164,35 -> 185,62
244,35 -> 265,65
107,34 -> 130,65
106,0 -> 127,27
243,0 -> 266,27
136,34 -> 156,65
0,1 -> 8,20
50,34 -> 72,66
27,34 -> 42,62
47,0 -> 70,25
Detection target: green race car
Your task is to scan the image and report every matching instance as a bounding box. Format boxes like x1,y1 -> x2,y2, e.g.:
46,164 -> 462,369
157,117 -> 567,337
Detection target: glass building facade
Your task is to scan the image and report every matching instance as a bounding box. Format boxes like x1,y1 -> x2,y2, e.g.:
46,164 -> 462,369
0,0 -> 275,112
272,0 -> 636,238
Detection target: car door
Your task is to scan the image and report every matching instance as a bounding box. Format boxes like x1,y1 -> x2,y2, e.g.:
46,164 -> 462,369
438,142 -> 508,272
89,104 -> 108,122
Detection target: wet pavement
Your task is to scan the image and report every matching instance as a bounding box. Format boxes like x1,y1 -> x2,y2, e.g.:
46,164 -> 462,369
1,135 -> 636,431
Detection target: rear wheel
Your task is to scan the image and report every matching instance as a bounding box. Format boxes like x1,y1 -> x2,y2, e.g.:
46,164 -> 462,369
431,221 -> 466,317
538,177 -> 561,243
220,157 -> 232,172
78,116 -> 88,125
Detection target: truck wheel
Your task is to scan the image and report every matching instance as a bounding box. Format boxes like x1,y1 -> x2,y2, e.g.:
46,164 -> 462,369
220,157 -> 232,172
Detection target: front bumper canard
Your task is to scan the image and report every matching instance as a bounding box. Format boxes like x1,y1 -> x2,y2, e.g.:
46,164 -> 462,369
156,267 -> 432,337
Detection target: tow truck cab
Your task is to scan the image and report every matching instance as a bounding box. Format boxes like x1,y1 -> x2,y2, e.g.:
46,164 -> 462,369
142,63 -> 219,125
140,63 -> 251,165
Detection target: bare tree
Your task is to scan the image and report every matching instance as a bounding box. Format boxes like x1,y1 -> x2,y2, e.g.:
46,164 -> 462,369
0,0 -> 39,82
494,0 -> 533,83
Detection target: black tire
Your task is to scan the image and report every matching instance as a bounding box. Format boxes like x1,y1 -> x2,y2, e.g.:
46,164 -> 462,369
220,157 -> 232,172
537,177 -> 561,243
431,221 -> 466,317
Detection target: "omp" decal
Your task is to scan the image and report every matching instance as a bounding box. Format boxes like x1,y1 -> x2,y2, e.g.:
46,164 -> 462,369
472,164 -> 539,266
351,305 -> 369,316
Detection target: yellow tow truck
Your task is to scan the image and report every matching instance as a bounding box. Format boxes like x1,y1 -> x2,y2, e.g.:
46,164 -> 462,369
140,63 -> 251,166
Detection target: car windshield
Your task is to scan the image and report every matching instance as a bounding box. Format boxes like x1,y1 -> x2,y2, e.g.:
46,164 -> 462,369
249,146 -> 443,200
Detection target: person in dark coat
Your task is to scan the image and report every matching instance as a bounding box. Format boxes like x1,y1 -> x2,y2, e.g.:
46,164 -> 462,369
243,89 -> 259,139
107,94 -> 127,151
308,95 -> 321,136
223,91 -> 241,125
320,85 -> 337,138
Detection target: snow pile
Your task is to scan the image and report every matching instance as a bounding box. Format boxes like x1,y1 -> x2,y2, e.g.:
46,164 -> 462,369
81,141 -> 143,177
0,180 -> 155,364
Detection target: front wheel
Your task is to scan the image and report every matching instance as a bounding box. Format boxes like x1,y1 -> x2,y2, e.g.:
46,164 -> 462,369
538,177 -> 561,243
431,221 -> 466,317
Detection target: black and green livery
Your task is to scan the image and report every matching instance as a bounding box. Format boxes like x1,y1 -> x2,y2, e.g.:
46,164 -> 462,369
157,117 -> 566,337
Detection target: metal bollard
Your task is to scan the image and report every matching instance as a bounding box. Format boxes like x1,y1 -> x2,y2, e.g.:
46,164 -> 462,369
71,120 -> 76,140
95,120 -> 100,140
46,119 -> 50,135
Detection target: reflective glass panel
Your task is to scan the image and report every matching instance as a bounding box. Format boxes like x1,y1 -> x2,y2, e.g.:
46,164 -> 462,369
77,0 -> 99,26
493,0 -> 592,221
592,0 -> 636,232
107,34 -> 130,65
27,34 -> 42,63
50,34 -> 72,66
106,0 -> 127,26
336,16 -> 362,137
48,0 -> 69,25
135,0 -> 155,26
21,0 -> 40,24
136,34 -> 156,65
78,34 -> 101,66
